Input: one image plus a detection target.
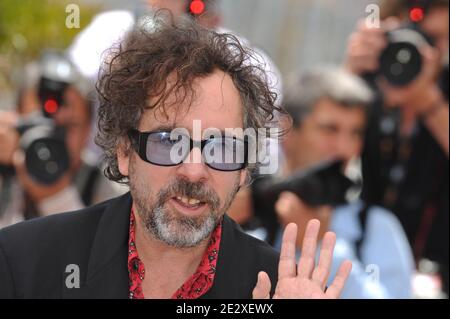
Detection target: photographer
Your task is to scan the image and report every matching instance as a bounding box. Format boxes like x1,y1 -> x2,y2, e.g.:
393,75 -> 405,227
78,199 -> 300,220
0,53 -> 125,228
344,0 -> 449,294
253,67 -> 414,298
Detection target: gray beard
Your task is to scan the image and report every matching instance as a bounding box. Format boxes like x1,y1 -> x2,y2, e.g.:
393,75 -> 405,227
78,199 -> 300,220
146,204 -> 219,248
129,164 -> 240,248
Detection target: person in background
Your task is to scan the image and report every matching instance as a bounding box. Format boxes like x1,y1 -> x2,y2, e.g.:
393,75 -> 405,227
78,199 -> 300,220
344,0 -> 449,295
0,53 -> 126,228
254,67 -> 414,298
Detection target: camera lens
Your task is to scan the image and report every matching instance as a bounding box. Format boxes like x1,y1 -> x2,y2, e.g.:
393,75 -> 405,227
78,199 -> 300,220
380,28 -> 427,86
25,138 -> 69,184
19,124 -> 70,185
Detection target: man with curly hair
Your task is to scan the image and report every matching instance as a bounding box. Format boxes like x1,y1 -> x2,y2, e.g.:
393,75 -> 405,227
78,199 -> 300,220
0,17 -> 351,299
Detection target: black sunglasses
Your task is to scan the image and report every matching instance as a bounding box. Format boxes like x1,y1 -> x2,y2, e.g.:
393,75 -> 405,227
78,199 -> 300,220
128,129 -> 248,172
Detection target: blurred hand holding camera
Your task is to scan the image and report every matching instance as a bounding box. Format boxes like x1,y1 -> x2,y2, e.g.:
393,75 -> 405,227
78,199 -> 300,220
275,191 -> 331,248
0,110 -> 73,203
344,18 -> 398,75
0,111 -> 19,166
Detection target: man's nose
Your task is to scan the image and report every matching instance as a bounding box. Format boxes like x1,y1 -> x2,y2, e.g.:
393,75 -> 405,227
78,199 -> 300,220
176,146 -> 209,183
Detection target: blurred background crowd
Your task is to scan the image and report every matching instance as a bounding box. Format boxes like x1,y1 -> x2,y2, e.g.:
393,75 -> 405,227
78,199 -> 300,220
0,0 -> 448,299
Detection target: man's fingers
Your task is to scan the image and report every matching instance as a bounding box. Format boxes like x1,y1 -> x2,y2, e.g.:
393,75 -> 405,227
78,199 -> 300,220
311,291 -> 331,299
12,149 -> 37,192
275,192 -> 293,218
297,219 -> 320,278
12,150 -> 28,181
0,126 -> 19,165
420,45 -> 441,78
356,18 -> 384,34
325,260 -> 352,299
382,17 -> 401,32
278,223 -> 298,280
276,192 -> 305,219
252,271 -> 271,299
312,231 -> 336,289
0,111 -> 19,127
347,31 -> 386,74
356,31 -> 388,52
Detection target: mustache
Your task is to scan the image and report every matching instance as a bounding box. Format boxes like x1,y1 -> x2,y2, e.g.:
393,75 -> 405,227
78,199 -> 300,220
157,178 -> 221,210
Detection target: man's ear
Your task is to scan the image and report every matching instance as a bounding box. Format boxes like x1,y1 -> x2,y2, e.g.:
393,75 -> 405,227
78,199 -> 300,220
117,140 -> 131,177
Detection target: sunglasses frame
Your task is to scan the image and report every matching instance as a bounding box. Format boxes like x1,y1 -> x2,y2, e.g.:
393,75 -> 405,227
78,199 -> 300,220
128,129 -> 249,172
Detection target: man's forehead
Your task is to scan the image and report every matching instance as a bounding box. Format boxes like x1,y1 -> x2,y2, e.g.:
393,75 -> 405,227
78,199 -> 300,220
139,110 -> 245,136
139,70 -> 244,132
311,99 -> 366,124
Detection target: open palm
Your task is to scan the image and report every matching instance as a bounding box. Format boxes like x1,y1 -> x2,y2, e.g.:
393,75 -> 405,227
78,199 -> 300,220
253,220 -> 352,299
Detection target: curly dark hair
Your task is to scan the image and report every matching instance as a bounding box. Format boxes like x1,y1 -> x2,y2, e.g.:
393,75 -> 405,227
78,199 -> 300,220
96,12 -> 287,184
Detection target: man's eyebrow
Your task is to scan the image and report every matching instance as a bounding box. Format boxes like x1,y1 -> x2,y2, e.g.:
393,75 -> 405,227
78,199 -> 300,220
203,128 -> 226,136
145,126 -> 245,139
204,129 -> 246,137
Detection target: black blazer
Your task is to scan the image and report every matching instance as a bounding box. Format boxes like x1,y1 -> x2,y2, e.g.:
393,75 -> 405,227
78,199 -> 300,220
0,192 -> 279,298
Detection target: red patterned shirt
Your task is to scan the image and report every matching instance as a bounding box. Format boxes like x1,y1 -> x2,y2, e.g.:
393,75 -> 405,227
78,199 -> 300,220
128,209 -> 222,299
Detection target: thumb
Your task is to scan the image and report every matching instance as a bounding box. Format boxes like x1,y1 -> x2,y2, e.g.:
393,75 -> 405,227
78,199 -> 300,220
252,271 -> 271,299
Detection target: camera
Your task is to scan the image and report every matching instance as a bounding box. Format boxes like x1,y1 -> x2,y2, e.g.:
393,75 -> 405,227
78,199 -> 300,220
256,160 -> 356,208
14,114 -> 70,185
0,52 -> 78,184
378,0 -> 440,86
379,23 -> 431,86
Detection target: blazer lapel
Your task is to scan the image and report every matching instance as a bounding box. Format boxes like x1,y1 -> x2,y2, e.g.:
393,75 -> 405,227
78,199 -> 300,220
201,215 -> 241,299
62,192 -> 132,298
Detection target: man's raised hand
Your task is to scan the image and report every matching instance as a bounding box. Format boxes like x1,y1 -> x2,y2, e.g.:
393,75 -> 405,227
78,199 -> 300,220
253,220 -> 352,299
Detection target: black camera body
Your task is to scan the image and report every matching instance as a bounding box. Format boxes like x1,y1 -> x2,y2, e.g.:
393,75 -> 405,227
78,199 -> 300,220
378,0 -> 440,86
15,114 -> 70,185
38,76 -> 69,118
0,111 -> 70,185
257,160 -> 356,208
379,23 -> 432,86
